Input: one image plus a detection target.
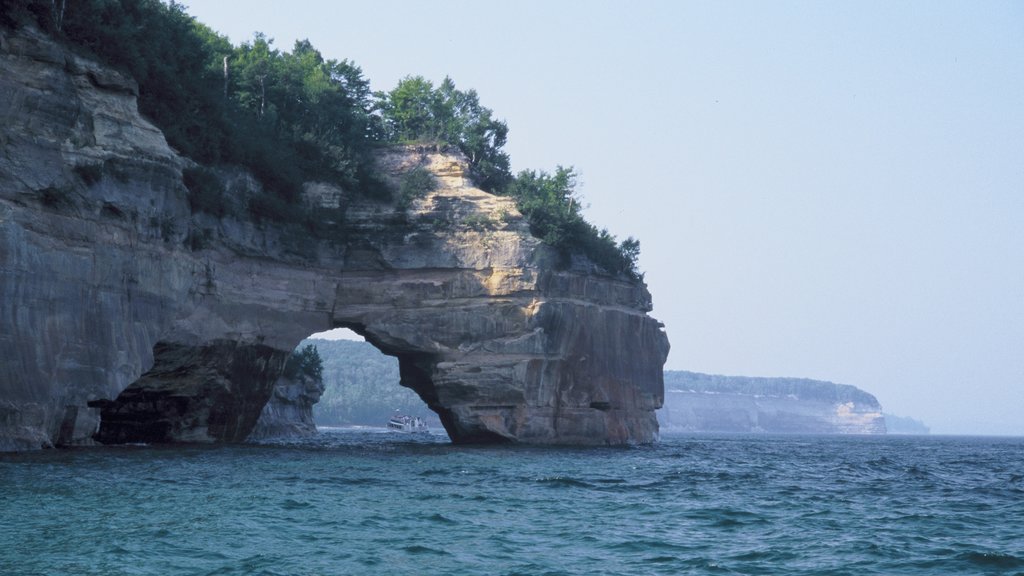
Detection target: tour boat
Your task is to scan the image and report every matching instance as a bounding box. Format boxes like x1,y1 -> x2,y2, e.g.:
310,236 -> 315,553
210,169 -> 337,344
386,413 -> 429,433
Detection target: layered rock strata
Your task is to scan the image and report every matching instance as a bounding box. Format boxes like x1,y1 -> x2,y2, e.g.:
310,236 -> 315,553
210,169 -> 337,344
247,368 -> 325,441
0,27 -> 669,450
659,371 -> 886,434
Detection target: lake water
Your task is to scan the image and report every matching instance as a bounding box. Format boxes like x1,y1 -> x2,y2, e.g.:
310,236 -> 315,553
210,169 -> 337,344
1,430 -> 1022,575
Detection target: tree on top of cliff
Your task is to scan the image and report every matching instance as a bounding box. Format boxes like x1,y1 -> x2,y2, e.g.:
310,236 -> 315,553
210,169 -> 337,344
508,167 -> 641,279
2,0 -> 642,279
227,34 -> 378,189
377,76 -> 512,192
2,0 -> 384,204
283,344 -> 323,382
376,77 -> 641,279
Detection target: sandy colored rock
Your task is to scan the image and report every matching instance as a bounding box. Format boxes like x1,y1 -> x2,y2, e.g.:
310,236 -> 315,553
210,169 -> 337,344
0,27 -> 669,450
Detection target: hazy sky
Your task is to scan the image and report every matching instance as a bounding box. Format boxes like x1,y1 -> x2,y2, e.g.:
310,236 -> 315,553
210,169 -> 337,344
182,0 -> 1023,435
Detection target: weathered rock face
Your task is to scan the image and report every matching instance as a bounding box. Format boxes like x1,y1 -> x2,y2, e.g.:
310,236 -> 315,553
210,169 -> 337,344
92,341 -> 289,444
659,371 -> 886,434
0,27 -> 669,450
247,369 -> 325,441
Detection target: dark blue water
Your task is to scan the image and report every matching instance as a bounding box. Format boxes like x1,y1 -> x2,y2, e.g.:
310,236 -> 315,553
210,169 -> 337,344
2,431 -> 1022,575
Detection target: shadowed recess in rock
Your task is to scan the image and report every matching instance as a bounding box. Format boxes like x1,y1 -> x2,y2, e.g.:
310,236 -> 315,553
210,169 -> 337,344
94,341 -> 288,444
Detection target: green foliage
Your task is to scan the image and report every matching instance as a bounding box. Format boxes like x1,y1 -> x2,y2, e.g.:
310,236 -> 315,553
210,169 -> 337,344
1,0 -> 68,35
7,0 -> 381,213
503,167 -> 641,279
227,35 -> 379,192
377,76 -> 511,192
283,344 -> 323,381
397,166 -> 436,208
462,213 -> 495,231
3,1 -> 644,276
506,166 -> 581,246
378,76 -> 436,143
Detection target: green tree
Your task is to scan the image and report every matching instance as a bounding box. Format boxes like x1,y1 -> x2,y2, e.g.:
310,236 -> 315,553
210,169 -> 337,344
379,76 -> 438,142
283,344 -> 323,381
377,76 -> 511,191
3,0 -> 640,272
53,0 -> 229,162
232,32 -> 278,122
504,167 -> 641,279
506,166 -> 583,247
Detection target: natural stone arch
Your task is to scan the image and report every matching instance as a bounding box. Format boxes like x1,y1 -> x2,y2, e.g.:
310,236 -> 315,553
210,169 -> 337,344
0,31 -> 668,449
90,150 -> 669,446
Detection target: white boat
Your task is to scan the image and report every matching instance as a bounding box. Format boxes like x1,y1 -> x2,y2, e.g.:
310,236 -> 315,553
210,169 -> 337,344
386,413 -> 429,433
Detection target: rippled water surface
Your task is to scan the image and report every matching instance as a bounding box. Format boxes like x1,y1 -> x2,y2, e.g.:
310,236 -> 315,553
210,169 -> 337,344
2,431 -> 1022,575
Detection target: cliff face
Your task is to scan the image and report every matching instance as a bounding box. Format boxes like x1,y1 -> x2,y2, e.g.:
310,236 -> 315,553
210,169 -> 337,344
659,371 -> 886,434
0,27 -> 669,450
248,370 -> 325,441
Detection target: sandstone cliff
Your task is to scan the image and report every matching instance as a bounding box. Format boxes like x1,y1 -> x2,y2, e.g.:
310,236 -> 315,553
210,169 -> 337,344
0,27 -> 669,450
247,370 -> 324,441
659,371 -> 886,434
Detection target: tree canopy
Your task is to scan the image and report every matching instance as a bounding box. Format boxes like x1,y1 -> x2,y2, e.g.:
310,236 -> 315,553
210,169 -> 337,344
507,167 -> 641,279
375,78 -> 640,277
2,0 -> 642,279
3,0 -> 381,203
283,344 -> 324,382
377,76 -> 511,192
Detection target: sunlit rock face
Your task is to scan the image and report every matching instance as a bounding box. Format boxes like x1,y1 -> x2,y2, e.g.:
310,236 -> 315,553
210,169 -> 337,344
659,371 -> 886,434
0,27 -> 669,450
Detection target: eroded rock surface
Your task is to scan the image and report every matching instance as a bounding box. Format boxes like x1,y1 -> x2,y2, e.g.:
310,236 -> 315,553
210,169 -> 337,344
0,27 -> 669,450
248,370 -> 324,441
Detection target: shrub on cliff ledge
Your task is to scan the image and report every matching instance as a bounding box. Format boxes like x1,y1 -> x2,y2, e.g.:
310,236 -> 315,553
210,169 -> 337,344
377,76 -> 512,193
283,344 -> 323,382
505,167 -> 641,279
396,166 -> 437,209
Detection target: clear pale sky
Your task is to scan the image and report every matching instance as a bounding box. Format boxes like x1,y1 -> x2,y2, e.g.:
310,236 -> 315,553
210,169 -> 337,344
181,0 -> 1023,435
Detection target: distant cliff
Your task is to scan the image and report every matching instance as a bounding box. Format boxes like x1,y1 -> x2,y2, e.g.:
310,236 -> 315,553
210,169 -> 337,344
659,371 -> 886,434
884,414 -> 929,435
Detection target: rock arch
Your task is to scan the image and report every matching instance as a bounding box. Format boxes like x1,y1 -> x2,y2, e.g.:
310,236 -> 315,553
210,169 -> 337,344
0,29 -> 669,449
88,151 -> 668,446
